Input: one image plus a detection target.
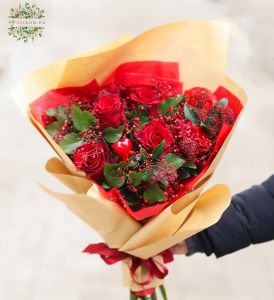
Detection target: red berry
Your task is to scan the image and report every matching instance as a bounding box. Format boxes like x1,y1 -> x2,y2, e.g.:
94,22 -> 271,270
112,137 -> 133,161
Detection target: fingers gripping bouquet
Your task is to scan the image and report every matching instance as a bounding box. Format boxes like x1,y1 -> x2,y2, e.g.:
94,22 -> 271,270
13,21 -> 247,299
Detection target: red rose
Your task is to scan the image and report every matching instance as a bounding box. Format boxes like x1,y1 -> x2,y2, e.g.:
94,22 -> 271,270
128,79 -> 182,105
129,86 -> 161,105
94,94 -> 123,128
72,142 -> 110,181
135,119 -> 173,151
184,87 -> 217,115
110,62 -> 182,106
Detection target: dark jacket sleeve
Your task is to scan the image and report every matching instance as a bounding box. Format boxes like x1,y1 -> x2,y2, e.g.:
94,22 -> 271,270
186,174 -> 274,258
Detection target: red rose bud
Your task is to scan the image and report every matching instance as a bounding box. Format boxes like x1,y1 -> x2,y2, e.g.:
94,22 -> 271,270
135,119 -> 173,151
94,93 -> 124,128
184,87 -> 217,116
112,137 -> 132,161
72,142 -> 110,181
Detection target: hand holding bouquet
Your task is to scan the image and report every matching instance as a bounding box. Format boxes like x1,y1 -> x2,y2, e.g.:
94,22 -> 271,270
13,21 -> 247,299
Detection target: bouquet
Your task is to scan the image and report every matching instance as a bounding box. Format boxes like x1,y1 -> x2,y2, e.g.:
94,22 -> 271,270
13,21 -> 247,299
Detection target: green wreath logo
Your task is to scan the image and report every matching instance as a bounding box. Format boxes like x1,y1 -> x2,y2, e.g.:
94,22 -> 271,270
8,2 -> 45,43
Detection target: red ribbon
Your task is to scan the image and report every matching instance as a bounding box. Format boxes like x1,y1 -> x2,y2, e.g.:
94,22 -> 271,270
83,243 -> 173,295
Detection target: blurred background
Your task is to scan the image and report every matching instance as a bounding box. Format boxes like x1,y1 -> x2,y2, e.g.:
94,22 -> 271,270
0,0 -> 274,299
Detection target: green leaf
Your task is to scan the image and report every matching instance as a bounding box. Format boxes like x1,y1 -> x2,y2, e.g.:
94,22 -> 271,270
152,140 -> 166,161
178,162 -> 199,180
200,121 -> 209,131
141,172 -> 151,182
135,105 -> 150,124
186,162 -> 197,169
190,168 -> 200,176
127,105 -> 150,124
184,104 -> 200,125
56,106 -> 68,120
178,168 -> 191,180
143,183 -> 167,203
138,108 -> 150,124
72,105 -> 96,131
152,168 -> 158,176
218,97 -> 228,106
58,133 -> 83,155
128,159 -> 138,168
103,125 -> 125,144
127,110 -> 135,119
120,186 -> 141,210
139,148 -> 148,162
46,105 -> 69,120
165,153 -> 185,169
158,95 -> 185,116
160,179 -> 169,187
45,119 -> 64,137
46,106 -> 68,120
128,172 -> 143,186
101,182 -> 112,190
46,108 -> 56,117
104,162 -> 127,188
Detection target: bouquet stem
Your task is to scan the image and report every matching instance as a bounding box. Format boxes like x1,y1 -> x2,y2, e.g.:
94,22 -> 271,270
130,285 -> 167,300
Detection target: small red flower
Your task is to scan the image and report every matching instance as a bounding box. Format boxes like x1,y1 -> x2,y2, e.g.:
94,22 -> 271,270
135,119 -> 173,151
